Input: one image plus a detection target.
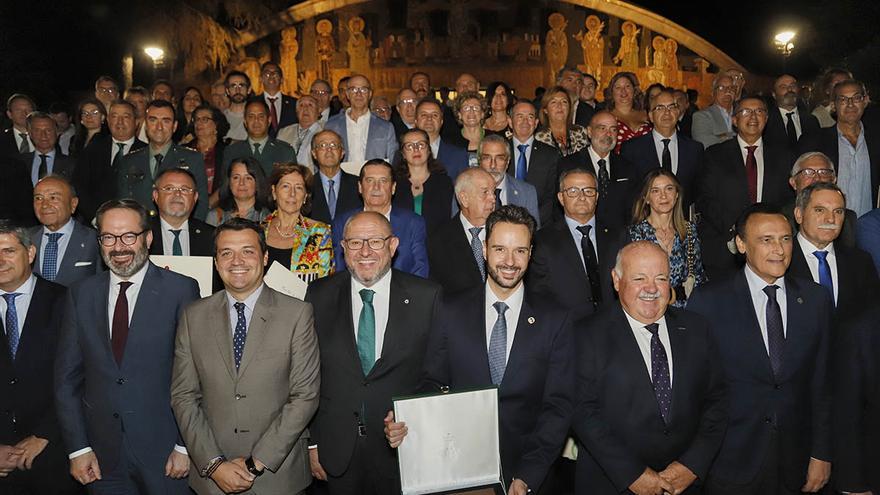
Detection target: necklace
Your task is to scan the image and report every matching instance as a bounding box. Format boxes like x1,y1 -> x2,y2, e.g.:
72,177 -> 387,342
273,217 -> 300,238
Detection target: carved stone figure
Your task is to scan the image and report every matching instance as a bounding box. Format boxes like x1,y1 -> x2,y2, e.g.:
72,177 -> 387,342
646,35 -> 667,86
612,21 -> 640,69
664,38 -> 680,88
346,16 -> 371,74
574,15 -> 605,87
545,13 -> 568,83
280,27 -> 300,95
316,19 -> 336,81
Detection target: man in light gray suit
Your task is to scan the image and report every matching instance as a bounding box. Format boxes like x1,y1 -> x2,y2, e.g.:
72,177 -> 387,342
691,74 -> 738,149
30,175 -> 102,286
171,218 -> 320,495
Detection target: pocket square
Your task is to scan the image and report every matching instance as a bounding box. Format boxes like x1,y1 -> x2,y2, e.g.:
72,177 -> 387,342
615,178 -> 629,182
74,261 -> 93,267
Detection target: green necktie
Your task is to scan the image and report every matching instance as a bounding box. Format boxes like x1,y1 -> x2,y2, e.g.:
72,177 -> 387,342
170,229 -> 183,256
252,142 -> 262,158
357,288 -> 376,376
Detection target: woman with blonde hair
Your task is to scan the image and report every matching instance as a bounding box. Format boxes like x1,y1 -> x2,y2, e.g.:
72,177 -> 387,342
534,85 -> 589,170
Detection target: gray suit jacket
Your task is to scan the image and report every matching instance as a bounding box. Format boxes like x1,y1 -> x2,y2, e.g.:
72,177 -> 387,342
692,105 -> 735,149
171,286 -> 320,495
30,220 -> 102,287
324,112 -> 398,164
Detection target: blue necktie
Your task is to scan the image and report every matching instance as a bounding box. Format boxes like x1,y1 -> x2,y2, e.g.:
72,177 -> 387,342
813,251 -> 834,303
488,301 -> 509,385
515,144 -> 528,180
763,285 -> 785,377
327,179 -> 337,220
469,227 -> 485,280
3,293 -> 21,358
233,302 -> 247,370
645,323 -> 672,424
170,229 -> 183,256
42,232 -> 63,282
357,289 -> 376,376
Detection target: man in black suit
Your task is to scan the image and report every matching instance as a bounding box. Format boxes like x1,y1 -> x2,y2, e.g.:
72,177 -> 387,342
507,100 -> 559,226
309,129 -> 362,225
788,182 -> 879,324
621,89 -> 704,211
0,222 -> 82,494
674,89 -> 694,138
74,100 -> 146,223
580,111 -> 638,229
688,204 -> 832,494
528,168 -> 619,319
557,67 -> 593,127
389,205 -> 574,495
763,75 -> 820,153
416,98 -> 469,181
1,94 -> 35,158
30,176 -> 102,287
306,211 -> 441,494
427,167 -> 496,293
696,97 -> 794,279
573,241 -> 727,495
391,88 -> 417,140
148,168 -> 214,257
21,112 -> 75,186
259,61 -> 297,138
0,156 -> 34,226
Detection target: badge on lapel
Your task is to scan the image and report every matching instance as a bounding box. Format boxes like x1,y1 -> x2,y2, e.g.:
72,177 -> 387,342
797,297 -> 803,304
527,316 -> 535,324
404,298 -> 410,304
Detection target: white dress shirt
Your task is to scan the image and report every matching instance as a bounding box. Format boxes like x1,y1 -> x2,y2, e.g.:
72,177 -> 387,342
460,213 -> 486,245
564,215 -> 597,272
737,136 -> 765,202
796,233 -> 839,304
484,282 -> 524,361
743,264 -> 789,352
263,92 -> 283,121
40,218 -> 76,273
160,218 -> 191,256
111,136 -> 137,163
226,284 -> 264,337
344,109 -> 371,169
778,106 -> 803,139
652,130 -> 679,174
588,146 -> 613,177
58,126 -> 76,155
622,310 -> 673,386
430,136 -> 441,159
0,274 -> 36,338
13,128 -> 33,153
30,149 -> 57,185
351,269 -> 392,362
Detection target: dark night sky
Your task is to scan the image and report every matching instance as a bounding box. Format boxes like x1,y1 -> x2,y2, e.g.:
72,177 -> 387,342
1,0 -> 878,108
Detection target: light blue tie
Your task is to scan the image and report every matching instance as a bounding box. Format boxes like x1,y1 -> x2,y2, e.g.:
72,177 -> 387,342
488,301 -> 509,385
813,251 -> 834,303
469,227 -> 485,281
233,302 -> 247,370
42,232 -> 63,282
3,293 -> 21,358
515,144 -> 528,180
327,179 -> 338,220
357,289 -> 376,376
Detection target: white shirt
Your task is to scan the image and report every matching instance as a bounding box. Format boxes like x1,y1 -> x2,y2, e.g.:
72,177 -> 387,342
737,136 -> 765,202
743,264 -> 789,353
40,218 -> 76,273
106,261 -> 150,336
430,136 -> 441,159
652,130 -> 679,174
160,218 -> 191,256
460,212 -> 486,245
0,275 -> 36,339
778,106 -> 802,139
588,146 -> 613,177
58,126 -> 76,155
226,284 -> 264,337
622,310 -> 674,386
344,109 -> 371,169
564,215 -> 597,272
319,107 -> 330,125
484,282 -> 524,361
351,269 -> 392,363
13,128 -> 33,153
224,108 -> 247,141
263,92 -> 282,120
796,232 -> 839,304
512,136 -> 535,172
111,136 -> 137,163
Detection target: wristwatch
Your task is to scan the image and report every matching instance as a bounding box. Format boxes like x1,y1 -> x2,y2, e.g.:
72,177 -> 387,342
245,456 -> 265,477
201,456 -> 226,477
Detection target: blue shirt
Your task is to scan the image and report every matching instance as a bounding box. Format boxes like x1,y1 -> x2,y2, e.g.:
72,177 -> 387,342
564,215 -> 597,272
40,218 -> 76,273
226,284 -> 264,338
837,126 -> 873,216
30,150 -> 56,185
320,169 -> 342,202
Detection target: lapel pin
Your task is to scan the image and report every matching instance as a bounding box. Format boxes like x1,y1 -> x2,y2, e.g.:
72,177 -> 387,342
195,229 -> 201,234
797,297 -> 803,304
404,298 -> 410,304
528,316 -> 535,324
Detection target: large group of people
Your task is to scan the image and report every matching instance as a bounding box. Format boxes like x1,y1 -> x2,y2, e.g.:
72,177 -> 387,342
0,60 -> 879,495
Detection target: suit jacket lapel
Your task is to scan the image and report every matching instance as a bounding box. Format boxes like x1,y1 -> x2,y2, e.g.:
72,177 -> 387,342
665,310 -> 689,422
555,222 -> 589,281
237,288 -> 272,377
733,272 -> 776,381
780,279 -> 809,379
336,275 -> 363,375
210,293 -> 237,380
93,271 -> 115,364
501,295 -> 537,388
610,307 -> 658,408
58,223 -> 89,277
371,273 -> 407,377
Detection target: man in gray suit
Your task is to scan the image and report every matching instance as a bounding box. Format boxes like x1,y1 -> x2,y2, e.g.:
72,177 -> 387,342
55,199 -> 199,494
222,99 -> 296,178
172,218 -> 320,495
692,75 -> 737,149
30,175 -> 102,286
470,133 -> 541,226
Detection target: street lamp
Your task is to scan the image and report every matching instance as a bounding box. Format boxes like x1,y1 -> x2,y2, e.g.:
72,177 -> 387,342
144,46 -> 165,81
773,31 -> 796,71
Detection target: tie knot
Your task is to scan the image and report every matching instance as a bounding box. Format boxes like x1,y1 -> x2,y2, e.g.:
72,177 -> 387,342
762,284 -> 779,299
661,138 -> 671,146
745,145 -> 757,153
1,293 -> 20,304
813,250 -> 828,261
576,224 -> 592,237
517,144 -> 529,153
786,112 -> 795,118
46,232 -> 62,243
234,301 -> 246,314
19,132 -> 27,138
170,229 -> 182,239
645,323 -> 660,335
598,158 -> 607,167
39,154 -> 48,159
253,142 -> 261,152
118,281 -> 133,294
116,142 -> 126,150
469,226 -> 483,238
493,301 -> 509,316
268,97 -> 277,102
154,153 -> 164,164
327,178 -> 335,187
359,288 -> 375,304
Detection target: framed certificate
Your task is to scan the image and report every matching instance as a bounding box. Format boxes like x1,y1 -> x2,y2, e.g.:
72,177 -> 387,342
393,387 -> 504,495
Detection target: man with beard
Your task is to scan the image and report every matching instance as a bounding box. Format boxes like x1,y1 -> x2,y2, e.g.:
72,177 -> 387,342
223,71 -> 252,141
409,72 -> 431,99
387,205 -> 575,495
581,111 -> 638,229
148,168 -> 214,257
763,75 -> 820,152
56,199 -> 200,494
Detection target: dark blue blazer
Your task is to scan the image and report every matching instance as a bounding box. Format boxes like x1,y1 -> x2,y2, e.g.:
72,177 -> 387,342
687,271 -> 832,488
436,138 -> 469,181
55,263 -> 200,474
30,220 -> 103,287
619,132 -> 705,209
332,207 -> 429,278
423,286 -> 575,491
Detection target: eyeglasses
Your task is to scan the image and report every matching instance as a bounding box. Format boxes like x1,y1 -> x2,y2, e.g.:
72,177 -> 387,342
402,141 -> 428,152
158,185 -> 195,195
796,168 -> 836,178
651,103 -> 680,113
262,70 -> 281,78
461,105 -> 482,113
81,109 -> 102,117
227,83 -> 249,89
314,142 -> 342,150
736,108 -> 768,117
836,94 -> 866,106
343,236 -> 391,250
97,87 -> 117,94
311,89 -> 330,96
347,86 -> 371,95
194,116 -> 214,123
479,154 -> 508,164
398,98 -> 417,106
562,186 -> 598,198
99,230 -> 146,247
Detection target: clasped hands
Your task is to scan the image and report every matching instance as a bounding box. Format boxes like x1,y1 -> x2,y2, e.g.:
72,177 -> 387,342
628,462 -> 696,495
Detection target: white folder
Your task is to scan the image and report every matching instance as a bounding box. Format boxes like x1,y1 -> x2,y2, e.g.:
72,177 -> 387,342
150,255 -> 213,298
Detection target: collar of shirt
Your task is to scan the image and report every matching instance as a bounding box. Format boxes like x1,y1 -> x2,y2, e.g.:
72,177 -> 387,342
248,136 -> 269,149
350,269 -> 393,359
35,148 -> 56,158
512,135 -> 535,148
351,268 -> 392,297
736,135 -> 763,151
564,214 -> 597,263
150,142 -> 172,157
430,136 -> 441,158
796,231 -> 838,302
621,309 -> 673,386
836,124 -> 866,148
346,108 -> 371,126
652,129 -> 677,144
226,283 -> 265,335
796,231 -> 836,258
484,281 -> 525,355
743,263 -> 788,340
264,92 -> 282,100
588,146 -> 611,174
107,261 -> 151,333
45,217 -> 75,236
159,217 -> 190,254
0,274 -> 36,337
778,106 -> 798,120
460,212 -> 486,243
113,136 -> 136,148
110,259 -> 150,286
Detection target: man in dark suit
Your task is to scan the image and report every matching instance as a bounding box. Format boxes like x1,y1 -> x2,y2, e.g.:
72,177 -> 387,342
577,73 -> 600,126
621,89 -> 704,210
788,182 -> 879,325
674,89 -> 694,138
580,111 -> 638,229
222,99 -> 296,178
117,100 -> 209,220
696,97 -> 794,279
0,154 -> 35,226
427,167 -> 496,293
55,199 -> 199,494
21,112 -> 75,186
310,129 -> 362,225
258,61 -> 297,138
528,168 -> 620,320
798,79 -> 880,218
763,75 -> 820,153
30,176 -> 102,287
416,98 -> 469,181
148,168 -> 215,257
332,160 -> 429,278
391,88 -> 417,140
1,93 -> 35,158
74,100 -> 146,223
573,241 -> 727,495
389,205 -> 575,495
688,204 -> 832,494
557,67 -> 593,127
0,222 -> 82,494
307,211 -> 441,494
507,100 -> 559,226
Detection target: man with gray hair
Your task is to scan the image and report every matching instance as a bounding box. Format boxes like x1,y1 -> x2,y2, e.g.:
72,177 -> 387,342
465,133 -> 540,225
22,111 -> 75,185
277,94 -> 323,169
691,74 -> 737,148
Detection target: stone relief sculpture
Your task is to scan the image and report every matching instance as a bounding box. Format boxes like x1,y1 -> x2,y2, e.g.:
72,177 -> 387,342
346,16 -> 371,75
316,19 -> 336,81
545,13 -> 568,82
575,15 -> 605,87
664,38 -> 680,88
612,21 -> 640,69
646,35 -> 667,86
280,27 -> 300,95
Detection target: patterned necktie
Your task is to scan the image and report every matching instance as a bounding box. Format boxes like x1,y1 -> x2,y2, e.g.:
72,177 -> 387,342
661,138 -> 672,171
597,158 -> 609,199
18,133 -> 29,153
785,112 -> 798,148
2,293 -> 21,358
112,142 -> 126,168
494,188 -> 503,211
152,153 -> 164,178
252,142 -> 262,158
233,302 -> 248,370
42,232 -> 63,281
38,154 -> 49,179
111,282 -> 133,366
170,229 -> 183,256
488,301 -> 509,385
357,289 -> 376,376
575,225 -> 602,305
745,145 -> 758,203
813,251 -> 834,303
515,144 -> 529,180
763,285 -> 785,377
327,179 -> 338,220
645,323 -> 672,424
267,97 -> 279,131
469,227 -> 486,280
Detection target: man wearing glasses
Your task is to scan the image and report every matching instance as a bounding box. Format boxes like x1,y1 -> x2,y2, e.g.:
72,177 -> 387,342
692,74 -> 738,148
93,76 -> 119,114
465,133 -> 540,227
148,168 -> 214,257
308,130 -> 363,225
56,199 -> 200,494
222,71 -> 253,141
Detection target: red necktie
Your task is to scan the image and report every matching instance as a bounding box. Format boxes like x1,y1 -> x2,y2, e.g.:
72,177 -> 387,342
111,281 -> 133,365
268,97 -> 279,131
745,145 -> 758,203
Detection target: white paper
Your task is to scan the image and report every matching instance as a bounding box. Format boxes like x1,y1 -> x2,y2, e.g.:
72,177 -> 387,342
340,160 -> 363,177
394,388 -> 502,495
263,261 -> 308,300
150,255 -> 213,298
